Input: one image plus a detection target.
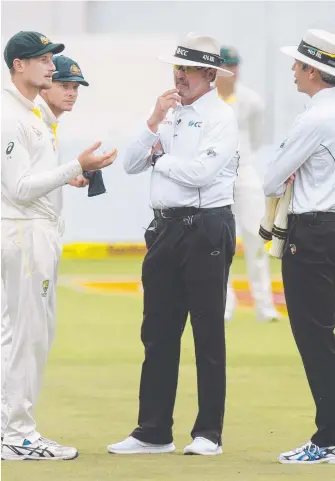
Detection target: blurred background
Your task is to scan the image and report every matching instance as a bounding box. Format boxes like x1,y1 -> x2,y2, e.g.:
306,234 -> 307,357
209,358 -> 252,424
2,0 -> 335,243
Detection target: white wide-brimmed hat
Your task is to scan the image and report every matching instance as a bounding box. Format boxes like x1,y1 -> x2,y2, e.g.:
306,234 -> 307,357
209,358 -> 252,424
281,29 -> 335,76
158,32 -> 233,77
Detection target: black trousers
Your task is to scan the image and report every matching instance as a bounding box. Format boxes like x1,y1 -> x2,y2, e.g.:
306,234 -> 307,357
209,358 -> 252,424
131,206 -> 235,445
282,213 -> 335,447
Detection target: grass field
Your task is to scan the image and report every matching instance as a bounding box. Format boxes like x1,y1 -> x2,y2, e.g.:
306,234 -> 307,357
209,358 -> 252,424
2,256 -> 333,481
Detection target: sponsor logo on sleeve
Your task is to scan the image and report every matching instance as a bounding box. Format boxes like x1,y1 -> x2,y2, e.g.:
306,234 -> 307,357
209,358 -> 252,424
207,148 -> 217,157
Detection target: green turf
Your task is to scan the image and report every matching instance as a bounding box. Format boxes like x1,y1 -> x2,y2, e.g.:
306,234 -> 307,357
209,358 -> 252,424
58,256 -> 282,277
2,256 -> 333,481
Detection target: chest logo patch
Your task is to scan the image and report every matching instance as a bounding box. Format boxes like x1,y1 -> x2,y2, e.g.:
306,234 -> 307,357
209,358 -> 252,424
6,142 -> 14,155
32,126 -> 43,139
188,121 -> 202,127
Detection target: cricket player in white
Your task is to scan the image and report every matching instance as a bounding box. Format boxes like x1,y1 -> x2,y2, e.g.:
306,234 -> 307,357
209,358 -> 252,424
216,47 -> 280,322
38,55 -> 90,159
1,53 -> 90,448
1,31 -> 117,460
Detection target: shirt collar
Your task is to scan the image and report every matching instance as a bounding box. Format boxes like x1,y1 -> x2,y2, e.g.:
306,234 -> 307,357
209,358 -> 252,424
174,88 -> 219,116
36,95 -> 58,126
307,87 -> 335,108
4,83 -> 37,111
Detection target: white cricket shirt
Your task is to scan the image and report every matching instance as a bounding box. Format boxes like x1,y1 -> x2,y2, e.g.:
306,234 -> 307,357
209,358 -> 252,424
264,87 -> 335,213
1,85 -> 82,220
124,88 -> 239,209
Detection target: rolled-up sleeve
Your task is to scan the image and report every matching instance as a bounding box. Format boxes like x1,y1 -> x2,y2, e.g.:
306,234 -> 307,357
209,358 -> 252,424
2,120 -> 82,204
154,117 -> 238,188
264,114 -> 321,197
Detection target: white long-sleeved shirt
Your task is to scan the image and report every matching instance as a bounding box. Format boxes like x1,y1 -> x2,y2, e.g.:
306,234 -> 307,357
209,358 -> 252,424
123,88 -> 239,209
264,87 -> 335,213
1,85 -> 82,220
221,83 -> 265,167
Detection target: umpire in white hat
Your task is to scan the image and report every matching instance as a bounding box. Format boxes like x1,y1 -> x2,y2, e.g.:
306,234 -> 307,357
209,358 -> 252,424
264,29 -> 335,464
107,32 -> 239,456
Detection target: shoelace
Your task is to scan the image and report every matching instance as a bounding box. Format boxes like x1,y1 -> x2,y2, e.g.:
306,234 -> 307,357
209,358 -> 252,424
39,436 -> 60,446
291,442 -> 311,454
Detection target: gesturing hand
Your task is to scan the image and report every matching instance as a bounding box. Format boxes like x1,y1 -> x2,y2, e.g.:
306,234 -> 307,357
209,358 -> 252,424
78,142 -> 117,171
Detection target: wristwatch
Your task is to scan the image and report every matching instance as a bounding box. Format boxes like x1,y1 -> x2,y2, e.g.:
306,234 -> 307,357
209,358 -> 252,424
150,150 -> 164,167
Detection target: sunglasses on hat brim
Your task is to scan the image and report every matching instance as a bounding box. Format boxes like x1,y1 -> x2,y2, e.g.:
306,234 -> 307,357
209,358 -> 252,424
173,64 -> 211,73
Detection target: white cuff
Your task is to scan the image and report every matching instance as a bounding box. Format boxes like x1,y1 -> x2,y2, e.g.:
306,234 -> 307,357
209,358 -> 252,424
137,123 -> 160,149
153,153 -> 174,176
63,159 -> 83,183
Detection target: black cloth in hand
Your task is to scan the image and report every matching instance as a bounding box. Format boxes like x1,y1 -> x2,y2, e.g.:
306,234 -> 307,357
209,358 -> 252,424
83,170 -> 106,197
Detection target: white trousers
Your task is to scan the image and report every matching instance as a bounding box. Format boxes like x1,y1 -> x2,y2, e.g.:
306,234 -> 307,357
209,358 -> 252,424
1,218 -> 62,444
226,166 -> 278,320
1,280 -> 11,435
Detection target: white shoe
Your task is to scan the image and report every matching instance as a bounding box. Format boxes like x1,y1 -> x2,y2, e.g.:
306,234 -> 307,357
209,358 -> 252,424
1,437 -> 78,461
184,437 -> 222,456
278,440 -> 335,464
107,436 -> 175,454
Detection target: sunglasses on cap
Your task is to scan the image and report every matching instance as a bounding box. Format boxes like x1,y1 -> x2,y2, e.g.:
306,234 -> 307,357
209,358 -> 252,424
173,64 -> 207,73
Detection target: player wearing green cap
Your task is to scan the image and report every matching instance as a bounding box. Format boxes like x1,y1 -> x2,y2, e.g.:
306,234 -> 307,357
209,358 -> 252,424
1,31 -> 116,460
216,46 -> 281,323
37,55 -> 106,195
38,55 -> 90,187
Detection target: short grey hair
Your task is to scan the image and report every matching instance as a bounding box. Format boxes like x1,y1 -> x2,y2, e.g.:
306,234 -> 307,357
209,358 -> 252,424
210,69 -> 217,83
200,67 -> 217,83
301,62 -> 335,85
319,70 -> 335,86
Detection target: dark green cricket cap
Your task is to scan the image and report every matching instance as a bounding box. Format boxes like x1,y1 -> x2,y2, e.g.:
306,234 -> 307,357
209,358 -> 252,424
4,31 -> 64,69
52,55 -> 89,86
220,46 -> 240,66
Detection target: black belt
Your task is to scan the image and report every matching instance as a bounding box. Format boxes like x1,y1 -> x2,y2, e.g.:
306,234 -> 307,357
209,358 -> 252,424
289,211 -> 335,223
153,205 -> 231,219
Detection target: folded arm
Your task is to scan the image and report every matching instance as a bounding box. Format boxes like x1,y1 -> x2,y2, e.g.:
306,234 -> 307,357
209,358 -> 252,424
123,123 -> 160,174
264,115 -> 321,197
154,118 -> 238,188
